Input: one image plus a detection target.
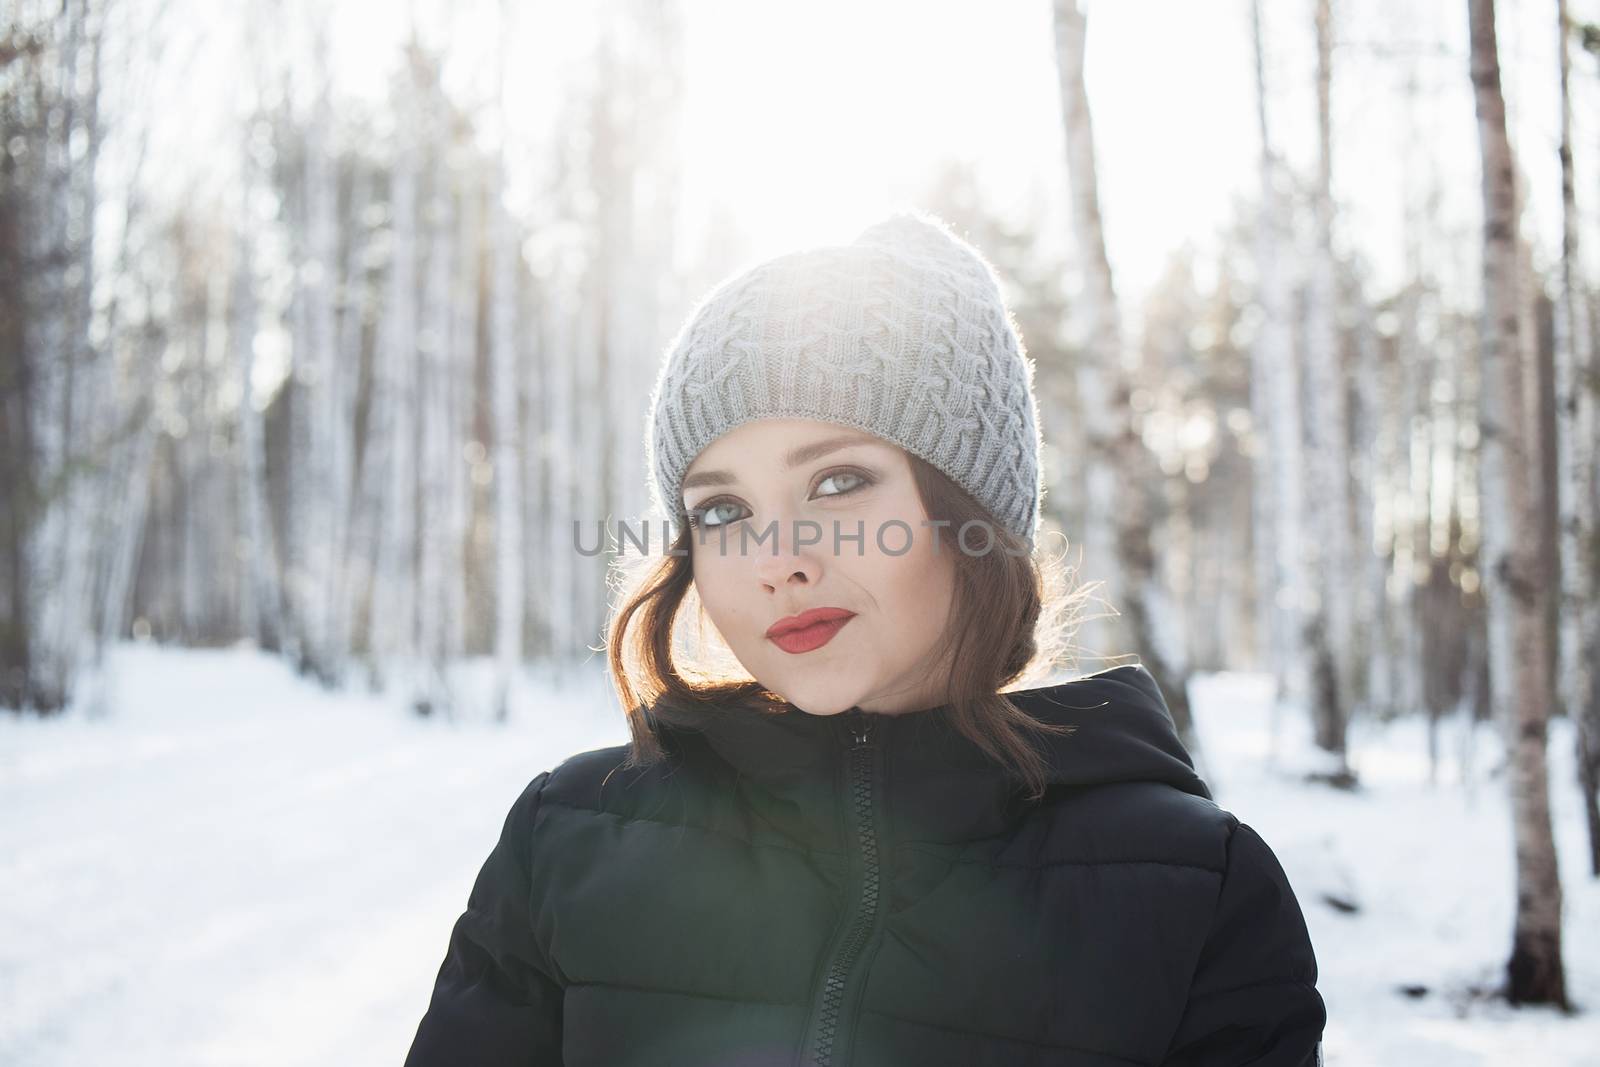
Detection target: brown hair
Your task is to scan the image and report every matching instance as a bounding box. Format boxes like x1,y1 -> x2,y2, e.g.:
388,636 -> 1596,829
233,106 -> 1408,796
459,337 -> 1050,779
604,452 -> 1098,802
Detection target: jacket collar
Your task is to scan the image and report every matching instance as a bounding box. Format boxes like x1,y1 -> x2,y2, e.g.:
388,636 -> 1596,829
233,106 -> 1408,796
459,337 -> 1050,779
654,664 -> 1210,849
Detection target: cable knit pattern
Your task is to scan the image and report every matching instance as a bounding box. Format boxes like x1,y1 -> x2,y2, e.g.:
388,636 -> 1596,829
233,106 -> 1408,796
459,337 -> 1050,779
646,210 -> 1044,546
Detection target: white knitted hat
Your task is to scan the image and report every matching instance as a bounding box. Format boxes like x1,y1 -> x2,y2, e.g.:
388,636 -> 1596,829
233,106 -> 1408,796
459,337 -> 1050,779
646,210 -> 1043,547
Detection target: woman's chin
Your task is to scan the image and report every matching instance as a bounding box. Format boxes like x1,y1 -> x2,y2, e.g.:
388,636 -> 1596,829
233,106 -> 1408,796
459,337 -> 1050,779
767,683 -> 864,718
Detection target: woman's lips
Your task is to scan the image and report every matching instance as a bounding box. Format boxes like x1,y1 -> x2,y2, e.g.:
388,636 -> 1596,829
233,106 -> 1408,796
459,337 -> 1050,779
769,616 -> 854,654
766,609 -> 857,654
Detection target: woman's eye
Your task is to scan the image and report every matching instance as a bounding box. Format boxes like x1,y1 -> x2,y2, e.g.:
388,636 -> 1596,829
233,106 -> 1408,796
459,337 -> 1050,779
691,500 -> 747,528
815,470 -> 867,497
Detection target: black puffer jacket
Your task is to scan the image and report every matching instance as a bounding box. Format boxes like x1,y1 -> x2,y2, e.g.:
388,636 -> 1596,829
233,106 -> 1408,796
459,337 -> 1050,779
404,664 -> 1326,1066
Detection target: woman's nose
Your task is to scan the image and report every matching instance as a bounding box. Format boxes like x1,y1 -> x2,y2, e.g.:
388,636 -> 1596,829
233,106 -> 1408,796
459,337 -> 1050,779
750,517 -> 824,587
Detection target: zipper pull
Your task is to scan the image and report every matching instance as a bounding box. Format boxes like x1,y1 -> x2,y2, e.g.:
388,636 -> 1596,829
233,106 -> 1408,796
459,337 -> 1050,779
845,707 -> 873,746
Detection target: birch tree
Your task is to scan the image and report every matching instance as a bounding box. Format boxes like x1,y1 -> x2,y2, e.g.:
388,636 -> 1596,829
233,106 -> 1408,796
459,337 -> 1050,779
327,164 -> 369,676
533,180 -> 583,674
1466,0 -> 1567,1007
230,126 -> 284,651
87,140 -> 161,713
443,159 -> 479,691
574,38 -> 620,667
1392,62 -> 1430,768
52,0 -> 112,672
365,49 -> 424,692
488,18 -> 523,721
1302,0 -> 1356,777
294,19 -> 345,684
3,0 -> 108,711
1249,0 -> 1311,718
1050,0 -> 1196,746
414,87 -> 461,717
1349,289 -> 1384,718
1555,0 -> 1600,877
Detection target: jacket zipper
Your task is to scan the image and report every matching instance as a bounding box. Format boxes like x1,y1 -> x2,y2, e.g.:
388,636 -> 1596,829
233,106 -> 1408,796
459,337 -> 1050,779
799,708 -> 884,1067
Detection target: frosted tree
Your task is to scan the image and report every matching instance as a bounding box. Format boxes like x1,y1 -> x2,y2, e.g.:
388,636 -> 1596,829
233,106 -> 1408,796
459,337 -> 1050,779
1466,0 -> 1567,1008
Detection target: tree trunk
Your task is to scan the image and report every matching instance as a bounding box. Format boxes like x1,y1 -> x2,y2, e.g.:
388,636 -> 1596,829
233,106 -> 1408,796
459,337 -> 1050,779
445,166 -> 479,678
1350,292 -> 1383,718
287,23 -> 344,685
231,150 -> 284,652
415,111 -> 459,718
1555,0 -> 1600,878
367,69 -> 421,695
488,164 -> 524,722
1466,0 -> 1568,1008
1050,0 -> 1196,747
1302,0 -> 1355,777
1248,0 -> 1310,717
19,0 -> 97,712
327,168 -> 368,679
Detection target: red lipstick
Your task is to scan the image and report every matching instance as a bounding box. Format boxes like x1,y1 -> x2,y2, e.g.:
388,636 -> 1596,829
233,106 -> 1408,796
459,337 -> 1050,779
766,607 -> 857,654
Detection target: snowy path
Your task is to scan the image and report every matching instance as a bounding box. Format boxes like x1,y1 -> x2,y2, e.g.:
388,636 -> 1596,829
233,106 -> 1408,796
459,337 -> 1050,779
1,646 -> 623,1066
3,646 -> 1597,1065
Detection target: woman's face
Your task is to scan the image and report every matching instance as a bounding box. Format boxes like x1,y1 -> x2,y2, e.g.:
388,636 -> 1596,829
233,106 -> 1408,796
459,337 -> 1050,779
682,418 -> 958,718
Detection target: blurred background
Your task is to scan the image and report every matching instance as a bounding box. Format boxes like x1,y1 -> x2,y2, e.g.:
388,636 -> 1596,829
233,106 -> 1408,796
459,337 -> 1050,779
3,0 -> 1599,1063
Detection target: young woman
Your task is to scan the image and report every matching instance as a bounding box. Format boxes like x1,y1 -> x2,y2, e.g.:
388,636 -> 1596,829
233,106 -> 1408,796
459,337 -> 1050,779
404,212 -> 1327,1066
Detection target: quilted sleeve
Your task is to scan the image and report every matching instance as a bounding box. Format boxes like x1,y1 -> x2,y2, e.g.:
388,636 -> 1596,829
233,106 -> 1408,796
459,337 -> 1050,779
1160,819 -> 1327,1067
404,771 -> 564,1066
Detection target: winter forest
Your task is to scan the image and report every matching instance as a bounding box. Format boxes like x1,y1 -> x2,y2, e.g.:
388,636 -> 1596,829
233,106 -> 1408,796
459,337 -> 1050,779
4,0 -> 1600,1063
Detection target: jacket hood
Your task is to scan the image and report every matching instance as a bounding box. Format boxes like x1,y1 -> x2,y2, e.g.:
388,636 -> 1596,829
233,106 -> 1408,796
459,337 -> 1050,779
652,663 -> 1211,848
1008,663 -> 1210,799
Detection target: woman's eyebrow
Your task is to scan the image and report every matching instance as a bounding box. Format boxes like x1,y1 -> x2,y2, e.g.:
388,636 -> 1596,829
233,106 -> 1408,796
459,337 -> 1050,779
681,433 -> 881,492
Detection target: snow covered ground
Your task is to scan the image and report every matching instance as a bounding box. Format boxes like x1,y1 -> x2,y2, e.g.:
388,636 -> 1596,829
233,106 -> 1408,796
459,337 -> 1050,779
1190,672 -> 1600,1066
3,644 -> 1597,1065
